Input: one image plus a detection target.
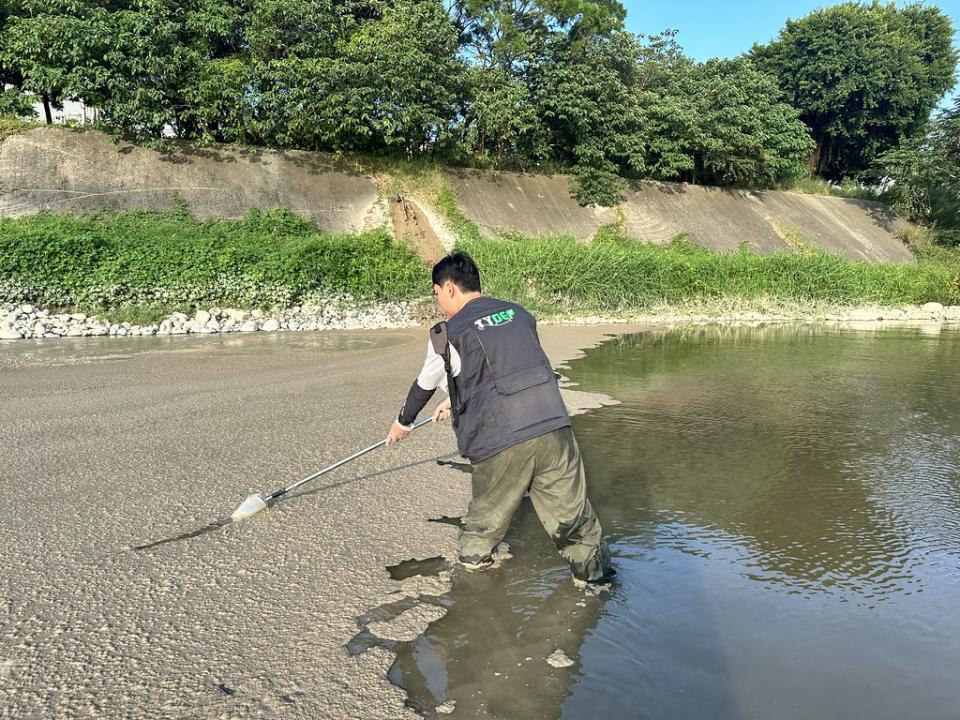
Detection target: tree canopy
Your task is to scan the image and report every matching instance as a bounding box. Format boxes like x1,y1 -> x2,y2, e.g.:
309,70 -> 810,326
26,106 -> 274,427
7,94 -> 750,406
877,99 -> 960,244
751,1 -> 956,180
0,0 -> 955,206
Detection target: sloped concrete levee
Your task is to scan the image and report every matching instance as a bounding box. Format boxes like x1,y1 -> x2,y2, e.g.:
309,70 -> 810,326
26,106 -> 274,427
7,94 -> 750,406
444,171 -> 913,262
0,127 -> 383,233
753,190 -> 911,262
0,127 -> 913,263
619,182 -> 782,251
444,169 -> 616,239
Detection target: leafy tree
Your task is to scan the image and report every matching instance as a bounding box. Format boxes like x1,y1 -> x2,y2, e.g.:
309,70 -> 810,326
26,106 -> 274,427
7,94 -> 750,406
252,0 -> 465,154
243,0 -> 379,61
186,0 -> 356,146
0,0 -> 888,203
535,30 -> 647,203
0,0 -> 30,116
0,0 -> 112,122
455,0 -> 627,179
453,0 -> 624,70
877,100 -> 960,244
95,0 -> 249,140
461,65 -> 546,166
532,31 -> 811,202
751,2 -> 957,179
642,58 -> 814,186
329,0 -> 466,154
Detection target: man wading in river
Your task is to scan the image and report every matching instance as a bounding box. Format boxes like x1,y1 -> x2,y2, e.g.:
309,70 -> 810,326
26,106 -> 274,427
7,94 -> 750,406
386,252 -> 612,586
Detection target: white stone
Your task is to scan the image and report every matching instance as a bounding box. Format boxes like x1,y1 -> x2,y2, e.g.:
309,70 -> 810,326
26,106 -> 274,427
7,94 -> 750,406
66,328 -> 84,337
921,302 -> 945,314
261,319 -> 280,332
195,310 -> 211,324
251,308 -> 264,319
546,649 -> 574,668
225,309 -> 250,322
70,312 -> 87,321
0,328 -> 22,339
240,320 -> 259,332
848,308 -> 880,321
19,303 -> 34,314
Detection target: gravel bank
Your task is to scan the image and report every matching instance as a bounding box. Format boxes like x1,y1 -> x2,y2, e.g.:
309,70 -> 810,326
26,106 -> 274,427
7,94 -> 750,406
0,297 -> 426,340
2,300 -> 960,342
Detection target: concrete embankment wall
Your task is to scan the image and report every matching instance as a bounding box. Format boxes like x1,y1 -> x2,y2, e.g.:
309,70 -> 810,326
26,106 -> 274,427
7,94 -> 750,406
0,128 -> 913,263
448,170 -> 914,263
0,127 -> 386,233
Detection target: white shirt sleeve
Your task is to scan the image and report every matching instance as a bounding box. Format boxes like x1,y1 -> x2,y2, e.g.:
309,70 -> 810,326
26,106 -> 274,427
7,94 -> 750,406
416,339 -> 461,394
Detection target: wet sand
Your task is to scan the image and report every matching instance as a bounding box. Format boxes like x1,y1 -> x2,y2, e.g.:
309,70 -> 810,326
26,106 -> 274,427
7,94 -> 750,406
0,325 -> 630,719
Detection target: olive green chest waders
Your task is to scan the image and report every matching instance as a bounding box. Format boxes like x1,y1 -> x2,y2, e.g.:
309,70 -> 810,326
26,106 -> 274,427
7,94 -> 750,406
434,297 -> 611,583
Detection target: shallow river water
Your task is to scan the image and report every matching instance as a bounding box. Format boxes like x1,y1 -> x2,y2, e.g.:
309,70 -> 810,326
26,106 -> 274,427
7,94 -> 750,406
389,324 -> 960,720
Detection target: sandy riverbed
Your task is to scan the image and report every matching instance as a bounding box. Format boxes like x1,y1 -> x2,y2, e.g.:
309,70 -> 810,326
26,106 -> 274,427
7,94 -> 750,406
0,325 -> 628,719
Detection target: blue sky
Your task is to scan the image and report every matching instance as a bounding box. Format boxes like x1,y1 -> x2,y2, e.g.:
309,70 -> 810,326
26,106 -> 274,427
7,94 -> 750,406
622,0 -> 960,107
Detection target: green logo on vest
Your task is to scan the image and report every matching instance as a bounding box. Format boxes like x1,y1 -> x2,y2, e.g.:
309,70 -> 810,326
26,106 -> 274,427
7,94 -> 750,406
474,308 -> 515,330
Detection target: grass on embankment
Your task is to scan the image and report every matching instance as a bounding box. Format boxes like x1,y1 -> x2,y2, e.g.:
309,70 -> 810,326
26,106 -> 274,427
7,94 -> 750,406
459,230 -> 960,314
0,208 -> 427,323
780,175 -> 887,202
1,209 -> 958,324
0,115 -> 34,144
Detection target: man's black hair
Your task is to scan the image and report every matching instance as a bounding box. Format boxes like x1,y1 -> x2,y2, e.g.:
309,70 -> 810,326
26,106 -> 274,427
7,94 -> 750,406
432,251 -> 481,293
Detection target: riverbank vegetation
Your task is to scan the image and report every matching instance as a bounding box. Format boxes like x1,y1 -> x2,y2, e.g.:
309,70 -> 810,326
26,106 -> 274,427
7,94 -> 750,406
462,232 -> 960,313
876,104 -> 960,246
1,210 -> 958,323
0,209 -> 427,321
0,1 -> 955,217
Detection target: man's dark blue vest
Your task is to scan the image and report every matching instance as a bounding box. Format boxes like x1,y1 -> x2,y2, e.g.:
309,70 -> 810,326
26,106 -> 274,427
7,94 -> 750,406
437,297 -> 569,462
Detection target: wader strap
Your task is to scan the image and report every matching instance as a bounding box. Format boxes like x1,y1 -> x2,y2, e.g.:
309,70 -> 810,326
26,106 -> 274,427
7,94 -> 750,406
430,321 -> 459,428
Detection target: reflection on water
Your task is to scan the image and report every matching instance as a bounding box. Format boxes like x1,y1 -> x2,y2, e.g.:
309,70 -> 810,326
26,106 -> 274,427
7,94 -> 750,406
390,324 -> 960,719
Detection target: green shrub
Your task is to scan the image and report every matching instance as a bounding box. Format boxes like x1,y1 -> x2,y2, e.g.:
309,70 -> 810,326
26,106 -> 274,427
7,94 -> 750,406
0,114 -> 33,143
0,209 -> 426,312
4,208 -> 958,320
461,232 -> 960,312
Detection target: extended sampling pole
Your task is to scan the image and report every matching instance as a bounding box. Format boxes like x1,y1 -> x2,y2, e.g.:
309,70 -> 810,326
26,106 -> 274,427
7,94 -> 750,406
231,416 -> 436,521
